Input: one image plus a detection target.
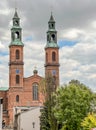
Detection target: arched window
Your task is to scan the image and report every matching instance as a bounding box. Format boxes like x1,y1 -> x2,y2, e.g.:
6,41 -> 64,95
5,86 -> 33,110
52,52 -> 56,61
51,34 -> 55,42
15,31 -> 19,39
16,50 -> 20,59
49,24 -> 51,29
46,52 -> 48,63
16,75 -> 20,84
16,95 -> 19,102
32,83 -> 38,100
15,20 -> 18,25
47,35 -> 49,42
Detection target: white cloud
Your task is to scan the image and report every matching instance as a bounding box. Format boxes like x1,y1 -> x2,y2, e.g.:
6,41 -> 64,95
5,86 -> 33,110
0,41 -> 4,48
60,29 -> 85,40
60,39 -> 96,90
24,40 -> 45,77
0,9 -> 10,15
91,21 -> 96,29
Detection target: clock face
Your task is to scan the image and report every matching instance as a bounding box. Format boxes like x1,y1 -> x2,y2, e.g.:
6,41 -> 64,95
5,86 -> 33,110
52,70 -> 56,75
16,69 -> 20,74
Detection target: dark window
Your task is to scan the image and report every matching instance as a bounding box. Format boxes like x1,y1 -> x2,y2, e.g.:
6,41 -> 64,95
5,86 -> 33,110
16,50 -> 20,59
47,35 -> 49,42
46,52 -> 48,63
2,120 -> 5,128
51,24 -> 54,28
52,52 -> 56,61
15,31 -> 19,39
32,122 -> 35,128
16,75 -> 20,84
33,84 -> 38,100
15,20 -> 18,25
16,95 -> 19,102
49,24 -> 51,28
51,34 -> 55,41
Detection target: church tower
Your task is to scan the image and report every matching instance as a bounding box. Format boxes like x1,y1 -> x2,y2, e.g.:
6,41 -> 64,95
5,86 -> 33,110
45,13 -> 60,87
9,9 -> 24,88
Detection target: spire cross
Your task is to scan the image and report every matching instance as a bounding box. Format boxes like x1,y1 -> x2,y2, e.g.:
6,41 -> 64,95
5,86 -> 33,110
34,66 -> 37,70
15,8 -> 17,14
50,5 -> 53,15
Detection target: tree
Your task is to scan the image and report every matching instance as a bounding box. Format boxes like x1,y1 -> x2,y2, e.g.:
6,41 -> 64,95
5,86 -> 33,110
40,102 -> 50,130
53,80 -> 95,130
81,113 -> 96,130
40,73 -> 58,130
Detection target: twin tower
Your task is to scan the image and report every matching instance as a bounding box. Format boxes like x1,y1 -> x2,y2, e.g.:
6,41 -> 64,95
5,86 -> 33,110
6,9 -> 60,124
9,10 -> 59,89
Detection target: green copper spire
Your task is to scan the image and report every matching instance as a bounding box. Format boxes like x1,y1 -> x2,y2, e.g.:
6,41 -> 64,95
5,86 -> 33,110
49,12 -> 55,22
13,8 -> 20,27
14,8 -> 19,18
45,13 -> 59,48
9,9 -> 24,46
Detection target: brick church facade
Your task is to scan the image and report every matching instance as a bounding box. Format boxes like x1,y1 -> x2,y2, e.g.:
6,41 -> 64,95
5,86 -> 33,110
0,10 -> 59,126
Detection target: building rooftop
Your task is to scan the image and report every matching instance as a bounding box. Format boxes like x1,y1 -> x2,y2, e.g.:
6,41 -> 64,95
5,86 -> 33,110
10,39 -> 24,46
45,42 -> 59,48
0,87 -> 8,91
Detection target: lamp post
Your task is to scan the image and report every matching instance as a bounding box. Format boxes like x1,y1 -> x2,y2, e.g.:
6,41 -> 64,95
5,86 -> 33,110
0,98 -> 3,130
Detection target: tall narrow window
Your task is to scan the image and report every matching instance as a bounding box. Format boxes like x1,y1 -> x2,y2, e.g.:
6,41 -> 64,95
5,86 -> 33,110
32,122 -> 35,128
33,83 -> 38,100
16,75 -> 20,84
46,52 -> 48,63
16,95 -> 19,102
52,52 -> 56,61
15,31 -> 19,39
51,23 -> 54,28
16,50 -> 20,59
47,35 -> 49,42
52,34 -> 55,41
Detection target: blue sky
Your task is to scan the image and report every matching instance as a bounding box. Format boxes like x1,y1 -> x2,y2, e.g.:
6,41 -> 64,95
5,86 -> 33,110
0,52 -> 8,56
58,40 -> 78,48
24,36 -> 33,42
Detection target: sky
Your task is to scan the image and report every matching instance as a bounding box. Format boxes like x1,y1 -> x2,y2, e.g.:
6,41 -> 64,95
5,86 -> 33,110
0,0 -> 96,91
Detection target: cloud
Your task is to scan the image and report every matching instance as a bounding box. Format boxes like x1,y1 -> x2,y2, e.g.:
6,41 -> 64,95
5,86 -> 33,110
0,41 -> 4,49
59,29 -> 86,40
60,40 -> 96,90
24,40 -> 45,77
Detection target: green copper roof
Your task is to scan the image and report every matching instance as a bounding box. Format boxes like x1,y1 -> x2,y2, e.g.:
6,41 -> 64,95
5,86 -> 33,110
45,42 -> 59,48
47,29 -> 57,32
0,87 -> 8,91
10,39 -> 24,46
49,12 -> 55,22
12,26 -> 21,29
13,9 -> 19,18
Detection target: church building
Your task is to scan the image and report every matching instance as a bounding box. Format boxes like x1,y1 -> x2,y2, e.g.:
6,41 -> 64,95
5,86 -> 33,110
0,10 -> 60,127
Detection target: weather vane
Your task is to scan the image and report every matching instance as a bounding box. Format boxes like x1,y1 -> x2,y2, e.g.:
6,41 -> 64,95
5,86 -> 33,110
51,5 -> 53,14
34,66 -> 37,70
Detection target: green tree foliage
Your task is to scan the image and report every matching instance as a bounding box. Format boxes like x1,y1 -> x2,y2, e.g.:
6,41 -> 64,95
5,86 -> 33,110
81,113 -> 96,130
40,102 -> 50,130
53,80 -> 95,130
40,74 -> 58,130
